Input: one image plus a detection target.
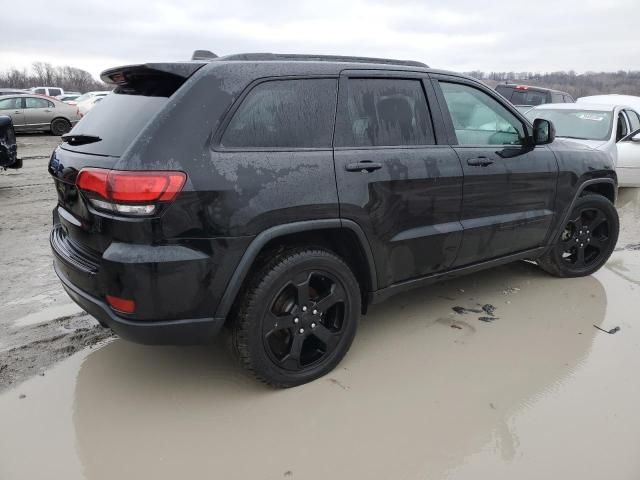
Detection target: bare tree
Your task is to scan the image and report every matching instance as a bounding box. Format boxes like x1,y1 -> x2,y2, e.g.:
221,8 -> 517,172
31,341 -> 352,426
0,62 -> 107,93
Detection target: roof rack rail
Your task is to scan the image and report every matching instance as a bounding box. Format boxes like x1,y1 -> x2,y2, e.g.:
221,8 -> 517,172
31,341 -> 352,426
216,53 -> 428,68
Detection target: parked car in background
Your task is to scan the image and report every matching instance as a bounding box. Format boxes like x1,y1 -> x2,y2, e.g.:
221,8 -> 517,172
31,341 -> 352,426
578,94 -> 640,112
0,115 -> 20,169
49,52 -> 618,387
30,86 -> 64,97
75,91 -> 110,116
57,93 -> 82,105
526,103 -> 640,187
0,94 -> 81,135
0,88 -> 29,96
496,84 -> 574,112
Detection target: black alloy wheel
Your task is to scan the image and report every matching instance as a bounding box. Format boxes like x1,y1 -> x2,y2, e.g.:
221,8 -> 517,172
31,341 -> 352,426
265,270 -> 347,370
538,193 -> 619,277
233,248 -> 360,387
558,207 -> 611,269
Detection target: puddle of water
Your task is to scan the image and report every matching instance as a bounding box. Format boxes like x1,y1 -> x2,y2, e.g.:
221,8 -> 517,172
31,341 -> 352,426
3,259 -> 639,480
12,303 -> 84,328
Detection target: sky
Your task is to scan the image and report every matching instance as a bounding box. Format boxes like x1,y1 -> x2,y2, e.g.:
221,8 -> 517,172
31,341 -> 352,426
1,0 -> 638,80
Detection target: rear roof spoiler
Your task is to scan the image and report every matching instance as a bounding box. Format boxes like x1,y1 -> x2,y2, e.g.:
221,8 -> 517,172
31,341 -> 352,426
100,62 -> 208,95
101,62 -> 207,85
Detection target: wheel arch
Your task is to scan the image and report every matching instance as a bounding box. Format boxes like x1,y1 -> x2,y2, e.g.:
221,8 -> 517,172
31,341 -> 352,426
580,179 -> 616,203
547,177 -> 617,246
215,219 -> 378,320
50,116 -> 72,125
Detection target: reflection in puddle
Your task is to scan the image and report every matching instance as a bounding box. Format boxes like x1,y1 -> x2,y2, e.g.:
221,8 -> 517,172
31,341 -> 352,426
69,262 -> 606,480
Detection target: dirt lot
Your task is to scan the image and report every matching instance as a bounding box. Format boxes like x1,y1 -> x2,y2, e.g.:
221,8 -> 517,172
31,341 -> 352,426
2,134 -> 640,479
0,135 -> 113,391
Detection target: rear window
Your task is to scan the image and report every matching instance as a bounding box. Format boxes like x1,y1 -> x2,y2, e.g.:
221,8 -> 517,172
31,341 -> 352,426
61,93 -> 167,156
511,89 -> 547,106
496,85 -> 550,106
495,85 -> 514,101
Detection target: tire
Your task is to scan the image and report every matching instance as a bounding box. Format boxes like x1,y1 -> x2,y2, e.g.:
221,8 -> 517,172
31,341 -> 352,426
537,193 -> 619,277
50,118 -> 71,136
232,247 -> 361,387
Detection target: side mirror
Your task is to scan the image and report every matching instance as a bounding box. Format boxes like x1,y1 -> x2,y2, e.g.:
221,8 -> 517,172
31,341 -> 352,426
532,118 -> 556,145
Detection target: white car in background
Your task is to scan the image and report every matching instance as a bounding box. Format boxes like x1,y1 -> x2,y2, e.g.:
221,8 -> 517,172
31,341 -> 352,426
526,103 -> 640,187
56,92 -> 82,104
579,94 -> 640,112
75,91 -> 111,116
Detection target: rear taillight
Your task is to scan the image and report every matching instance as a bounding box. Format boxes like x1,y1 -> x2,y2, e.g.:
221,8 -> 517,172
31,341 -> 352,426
76,168 -> 186,216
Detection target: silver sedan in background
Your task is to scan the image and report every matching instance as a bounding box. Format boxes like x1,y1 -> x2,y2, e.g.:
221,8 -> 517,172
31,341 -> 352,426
526,102 -> 640,187
0,94 -> 81,135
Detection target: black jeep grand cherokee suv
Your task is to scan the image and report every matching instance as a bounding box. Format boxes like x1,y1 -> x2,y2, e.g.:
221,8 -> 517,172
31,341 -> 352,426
49,53 -> 619,387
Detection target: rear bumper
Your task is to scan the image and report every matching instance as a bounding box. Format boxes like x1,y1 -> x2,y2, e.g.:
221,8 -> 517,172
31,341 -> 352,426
54,261 -> 225,345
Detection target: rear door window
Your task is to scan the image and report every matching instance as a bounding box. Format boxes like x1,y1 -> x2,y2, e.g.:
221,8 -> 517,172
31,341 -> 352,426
336,78 -> 435,147
48,88 -> 62,97
25,97 -> 53,108
551,93 -> 564,103
221,79 -> 337,149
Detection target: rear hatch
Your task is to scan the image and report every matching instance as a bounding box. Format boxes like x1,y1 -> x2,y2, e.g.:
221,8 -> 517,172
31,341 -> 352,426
49,62 -> 206,255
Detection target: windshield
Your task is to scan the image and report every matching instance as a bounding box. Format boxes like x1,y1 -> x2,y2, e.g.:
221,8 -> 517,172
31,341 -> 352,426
525,108 -> 613,141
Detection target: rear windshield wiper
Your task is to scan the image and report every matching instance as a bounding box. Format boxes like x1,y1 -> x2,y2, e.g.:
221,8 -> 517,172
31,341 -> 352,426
62,134 -> 102,146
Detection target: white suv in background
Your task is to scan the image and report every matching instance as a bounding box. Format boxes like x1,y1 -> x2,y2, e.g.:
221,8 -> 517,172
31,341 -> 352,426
30,86 -> 65,97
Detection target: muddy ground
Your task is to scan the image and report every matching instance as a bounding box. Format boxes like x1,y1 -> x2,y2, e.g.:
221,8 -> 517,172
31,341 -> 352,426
0,135 -> 113,392
2,135 -> 640,479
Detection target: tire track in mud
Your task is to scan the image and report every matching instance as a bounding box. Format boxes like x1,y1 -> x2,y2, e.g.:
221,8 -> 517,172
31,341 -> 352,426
0,313 -> 115,393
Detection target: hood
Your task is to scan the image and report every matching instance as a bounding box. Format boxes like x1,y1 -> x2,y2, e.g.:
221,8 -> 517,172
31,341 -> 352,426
555,137 -> 609,150
555,137 -> 617,162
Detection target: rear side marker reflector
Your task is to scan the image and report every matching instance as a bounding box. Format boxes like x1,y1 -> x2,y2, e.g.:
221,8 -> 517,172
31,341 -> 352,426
106,295 -> 136,314
76,168 -> 186,216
